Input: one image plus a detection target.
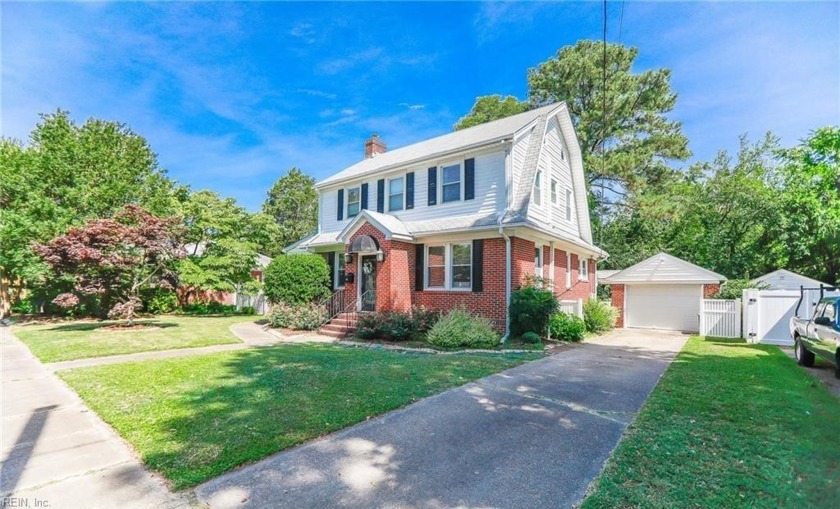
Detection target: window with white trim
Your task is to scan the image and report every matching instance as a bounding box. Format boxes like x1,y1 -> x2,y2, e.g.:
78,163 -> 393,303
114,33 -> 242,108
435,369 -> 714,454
425,243 -> 471,290
388,177 -> 404,211
347,186 -> 361,218
535,247 -> 543,274
441,163 -> 461,203
533,170 -> 542,206
565,188 -> 573,221
565,252 -> 572,288
551,179 -> 558,204
579,257 -> 589,280
335,251 -> 346,289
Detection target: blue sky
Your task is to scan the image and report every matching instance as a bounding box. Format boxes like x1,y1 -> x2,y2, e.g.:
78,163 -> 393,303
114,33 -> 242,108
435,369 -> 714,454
3,1 -> 838,211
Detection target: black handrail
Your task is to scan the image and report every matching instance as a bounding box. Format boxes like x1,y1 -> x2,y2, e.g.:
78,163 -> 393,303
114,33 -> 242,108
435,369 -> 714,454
796,284 -> 840,317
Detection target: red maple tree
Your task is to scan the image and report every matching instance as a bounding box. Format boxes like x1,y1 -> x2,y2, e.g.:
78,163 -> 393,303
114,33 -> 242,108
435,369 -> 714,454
33,205 -> 185,324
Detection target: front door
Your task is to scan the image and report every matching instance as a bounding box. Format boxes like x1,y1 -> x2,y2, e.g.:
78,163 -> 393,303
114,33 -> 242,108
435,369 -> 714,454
360,255 -> 377,312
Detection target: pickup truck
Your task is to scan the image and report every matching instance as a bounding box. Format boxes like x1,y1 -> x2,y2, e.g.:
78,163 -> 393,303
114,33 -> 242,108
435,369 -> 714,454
791,296 -> 840,378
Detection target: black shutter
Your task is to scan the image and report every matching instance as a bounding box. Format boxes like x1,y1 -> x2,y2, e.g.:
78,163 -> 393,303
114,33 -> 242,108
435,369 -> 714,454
415,244 -> 425,292
464,158 -> 475,200
337,189 -> 344,221
361,183 -> 369,211
406,172 -> 415,209
377,179 -> 385,213
472,239 -> 483,292
427,167 -> 437,206
327,252 -> 336,289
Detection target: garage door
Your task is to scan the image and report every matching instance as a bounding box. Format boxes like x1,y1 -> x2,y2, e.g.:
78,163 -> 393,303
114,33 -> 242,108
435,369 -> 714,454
626,284 -> 701,332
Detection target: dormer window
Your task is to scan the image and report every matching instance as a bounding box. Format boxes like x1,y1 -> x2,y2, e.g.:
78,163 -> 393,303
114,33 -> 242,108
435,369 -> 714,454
347,187 -> 361,217
441,163 -> 461,203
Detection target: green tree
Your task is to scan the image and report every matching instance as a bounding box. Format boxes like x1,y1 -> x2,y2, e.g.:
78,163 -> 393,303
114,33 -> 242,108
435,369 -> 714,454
0,111 -> 180,317
777,126 -> 840,284
454,95 -> 530,131
263,168 -> 318,250
178,190 -> 268,304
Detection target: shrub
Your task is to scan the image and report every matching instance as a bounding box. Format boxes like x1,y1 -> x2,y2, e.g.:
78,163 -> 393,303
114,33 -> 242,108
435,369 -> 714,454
411,306 -> 441,334
11,296 -> 36,314
426,309 -> 500,349
509,286 -> 558,337
178,302 -> 238,315
268,303 -> 327,330
239,306 -> 256,316
548,312 -> 586,342
520,331 -> 542,344
711,279 -> 768,300
141,288 -> 178,314
263,254 -> 331,305
583,298 -> 619,333
355,311 -> 418,341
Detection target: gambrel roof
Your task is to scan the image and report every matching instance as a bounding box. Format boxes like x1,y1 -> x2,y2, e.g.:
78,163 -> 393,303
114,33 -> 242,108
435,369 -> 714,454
316,103 -> 563,189
607,252 -> 726,284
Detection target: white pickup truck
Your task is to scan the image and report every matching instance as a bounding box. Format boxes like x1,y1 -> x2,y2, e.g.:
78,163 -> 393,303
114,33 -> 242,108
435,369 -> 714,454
791,294 -> 840,378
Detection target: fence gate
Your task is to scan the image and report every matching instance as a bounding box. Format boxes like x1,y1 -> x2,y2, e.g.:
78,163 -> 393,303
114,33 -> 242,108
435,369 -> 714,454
235,293 -> 267,315
742,288 -> 839,346
700,299 -> 741,338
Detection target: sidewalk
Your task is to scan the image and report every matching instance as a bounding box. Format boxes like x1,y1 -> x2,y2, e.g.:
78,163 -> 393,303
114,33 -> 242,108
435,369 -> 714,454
0,327 -> 193,509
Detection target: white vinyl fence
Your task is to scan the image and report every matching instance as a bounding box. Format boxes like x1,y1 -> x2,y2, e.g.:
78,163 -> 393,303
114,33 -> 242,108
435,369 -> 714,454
235,293 -> 268,315
700,299 -> 741,338
742,288 -> 839,346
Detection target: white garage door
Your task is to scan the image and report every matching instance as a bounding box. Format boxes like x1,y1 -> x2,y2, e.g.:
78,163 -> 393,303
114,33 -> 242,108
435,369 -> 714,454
626,284 -> 701,332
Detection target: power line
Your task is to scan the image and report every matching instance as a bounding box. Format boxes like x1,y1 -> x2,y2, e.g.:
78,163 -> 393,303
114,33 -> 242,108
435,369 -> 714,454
618,0 -> 626,45
599,0 -> 607,247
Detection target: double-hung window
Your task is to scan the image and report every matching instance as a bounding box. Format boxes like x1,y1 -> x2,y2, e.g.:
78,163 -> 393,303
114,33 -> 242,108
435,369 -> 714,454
426,243 -> 471,290
347,187 -> 361,218
579,257 -> 589,280
533,170 -> 543,206
566,252 -> 572,288
388,177 -> 404,211
441,163 -> 461,203
535,247 -> 543,274
551,179 -> 558,205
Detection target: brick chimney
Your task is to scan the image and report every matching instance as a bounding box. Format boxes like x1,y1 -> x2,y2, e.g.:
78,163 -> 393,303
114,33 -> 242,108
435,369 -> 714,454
364,133 -> 386,159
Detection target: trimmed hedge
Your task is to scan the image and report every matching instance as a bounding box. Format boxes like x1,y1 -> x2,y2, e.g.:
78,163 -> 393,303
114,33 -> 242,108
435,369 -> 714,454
263,254 -> 331,305
268,303 -> 326,330
509,286 -> 558,337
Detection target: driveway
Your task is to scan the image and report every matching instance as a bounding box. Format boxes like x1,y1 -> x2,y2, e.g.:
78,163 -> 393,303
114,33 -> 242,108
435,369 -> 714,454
196,329 -> 687,509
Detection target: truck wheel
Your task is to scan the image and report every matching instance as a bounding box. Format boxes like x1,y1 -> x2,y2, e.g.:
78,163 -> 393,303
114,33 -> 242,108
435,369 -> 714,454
795,338 -> 815,367
834,351 -> 840,379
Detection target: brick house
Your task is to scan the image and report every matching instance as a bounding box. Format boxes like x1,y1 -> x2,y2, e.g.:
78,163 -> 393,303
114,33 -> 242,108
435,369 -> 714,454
287,103 -> 607,336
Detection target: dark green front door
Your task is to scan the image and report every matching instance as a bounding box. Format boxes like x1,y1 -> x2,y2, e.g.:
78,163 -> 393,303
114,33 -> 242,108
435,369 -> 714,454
360,255 -> 376,312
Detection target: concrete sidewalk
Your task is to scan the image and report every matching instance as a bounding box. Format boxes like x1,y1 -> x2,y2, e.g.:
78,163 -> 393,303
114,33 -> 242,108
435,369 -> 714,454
1,327 -> 192,509
196,329 -> 686,509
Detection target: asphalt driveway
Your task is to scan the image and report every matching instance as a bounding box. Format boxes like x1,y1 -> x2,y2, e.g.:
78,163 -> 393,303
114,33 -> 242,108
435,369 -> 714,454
196,328 -> 686,509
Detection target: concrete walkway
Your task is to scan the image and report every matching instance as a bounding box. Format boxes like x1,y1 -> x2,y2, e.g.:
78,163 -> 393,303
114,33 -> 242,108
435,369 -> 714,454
0,327 -> 193,509
47,321 -> 284,371
196,329 -> 687,509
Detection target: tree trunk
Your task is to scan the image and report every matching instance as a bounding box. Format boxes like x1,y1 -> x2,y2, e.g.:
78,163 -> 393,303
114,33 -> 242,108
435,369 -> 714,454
0,274 -> 11,319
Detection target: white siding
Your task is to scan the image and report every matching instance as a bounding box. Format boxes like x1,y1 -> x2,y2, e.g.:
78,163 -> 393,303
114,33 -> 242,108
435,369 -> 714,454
510,128 -> 532,198
319,149 -> 506,234
527,116 -> 580,238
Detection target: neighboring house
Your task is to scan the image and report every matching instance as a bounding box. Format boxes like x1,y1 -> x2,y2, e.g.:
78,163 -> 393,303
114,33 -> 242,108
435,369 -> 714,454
607,252 -> 726,332
287,102 -> 606,334
751,269 -> 830,291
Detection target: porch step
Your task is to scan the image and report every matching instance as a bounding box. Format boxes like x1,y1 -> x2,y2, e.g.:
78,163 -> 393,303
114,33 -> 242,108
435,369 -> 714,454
318,313 -> 358,338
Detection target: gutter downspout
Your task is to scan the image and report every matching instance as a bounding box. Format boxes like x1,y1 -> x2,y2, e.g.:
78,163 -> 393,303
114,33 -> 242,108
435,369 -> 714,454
499,143 -> 513,343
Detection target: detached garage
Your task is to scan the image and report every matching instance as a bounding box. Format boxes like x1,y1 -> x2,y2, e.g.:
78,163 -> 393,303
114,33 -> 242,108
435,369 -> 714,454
605,253 -> 726,332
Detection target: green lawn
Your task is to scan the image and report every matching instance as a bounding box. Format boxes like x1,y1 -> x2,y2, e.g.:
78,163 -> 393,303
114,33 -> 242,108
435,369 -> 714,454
60,344 -> 540,489
582,336 -> 840,509
13,315 -> 248,362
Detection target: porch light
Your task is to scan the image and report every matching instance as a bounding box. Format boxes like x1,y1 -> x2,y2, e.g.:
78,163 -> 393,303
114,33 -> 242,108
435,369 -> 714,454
376,250 -> 384,262
344,252 -> 353,264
